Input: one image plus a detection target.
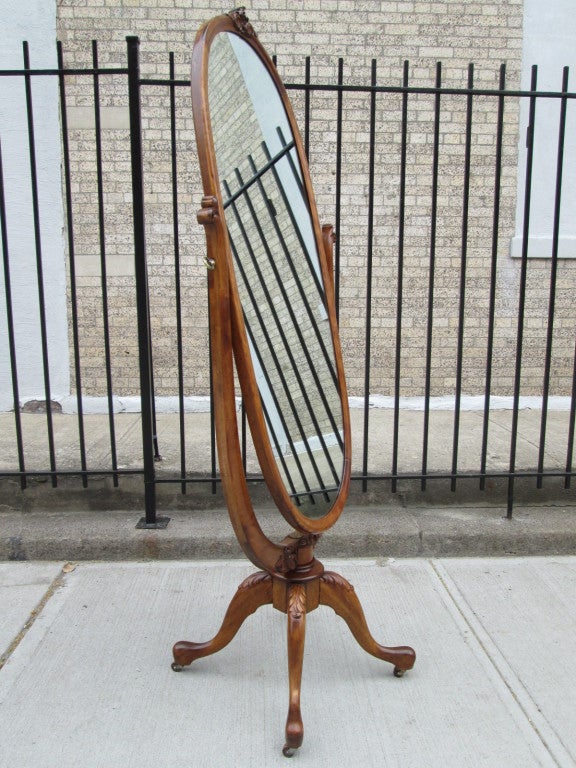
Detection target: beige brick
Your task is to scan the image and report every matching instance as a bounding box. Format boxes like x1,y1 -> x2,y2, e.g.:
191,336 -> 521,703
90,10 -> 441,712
49,0 -> 574,400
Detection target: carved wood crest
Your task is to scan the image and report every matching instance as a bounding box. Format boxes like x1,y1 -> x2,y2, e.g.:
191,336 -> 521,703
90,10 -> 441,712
227,7 -> 257,38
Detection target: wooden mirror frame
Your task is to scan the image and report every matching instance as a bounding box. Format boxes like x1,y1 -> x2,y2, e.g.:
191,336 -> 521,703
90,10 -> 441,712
172,9 -> 415,756
191,8 -> 351,565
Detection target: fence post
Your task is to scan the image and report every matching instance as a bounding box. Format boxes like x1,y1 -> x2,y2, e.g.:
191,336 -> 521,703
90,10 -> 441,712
126,36 -> 168,529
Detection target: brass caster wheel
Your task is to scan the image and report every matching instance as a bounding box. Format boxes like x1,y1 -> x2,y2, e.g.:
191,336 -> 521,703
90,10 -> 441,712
393,666 -> 406,678
171,662 -> 184,672
283,745 -> 297,758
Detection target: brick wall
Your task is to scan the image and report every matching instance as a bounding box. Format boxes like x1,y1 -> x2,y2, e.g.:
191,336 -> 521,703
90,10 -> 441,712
53,1 -> 575,401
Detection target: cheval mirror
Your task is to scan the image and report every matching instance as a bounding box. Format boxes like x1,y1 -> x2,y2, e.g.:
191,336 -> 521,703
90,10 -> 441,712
171,8 -> 415,756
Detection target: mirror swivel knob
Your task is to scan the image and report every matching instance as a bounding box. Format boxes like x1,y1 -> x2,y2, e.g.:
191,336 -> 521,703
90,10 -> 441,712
197,195 -> 219,227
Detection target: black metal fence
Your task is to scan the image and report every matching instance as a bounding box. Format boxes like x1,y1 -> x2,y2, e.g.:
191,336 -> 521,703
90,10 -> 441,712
1,38 -> 576,524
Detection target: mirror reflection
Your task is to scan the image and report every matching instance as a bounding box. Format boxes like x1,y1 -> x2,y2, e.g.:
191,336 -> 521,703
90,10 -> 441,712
208,32 -> 344,518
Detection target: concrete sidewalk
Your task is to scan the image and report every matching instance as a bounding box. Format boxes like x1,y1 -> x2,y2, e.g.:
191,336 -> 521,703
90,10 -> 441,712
3,406 -> 576,485
1,557 -> 575,767
2,408 -> 575,766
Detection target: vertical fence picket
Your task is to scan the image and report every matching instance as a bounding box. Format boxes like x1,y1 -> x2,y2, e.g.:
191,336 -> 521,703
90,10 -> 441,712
421,61 -> 442,491
169,51 -> 187,494
208,283 -> 218,494
566,339 -> 576,489
361,59 -> 377,492
537,66 -> 569,489
92,40 -> 119,487
23,41 -> 57,487
392,60 -> 409,494
480,63 -> 506,491
126,36 -> 160,527
0,140 -> 26,488
451,63 -> 474,492
58,41 -> 88,487
508,65 -> 538,519
304,56 -> 311,160
334,57 -> 343,319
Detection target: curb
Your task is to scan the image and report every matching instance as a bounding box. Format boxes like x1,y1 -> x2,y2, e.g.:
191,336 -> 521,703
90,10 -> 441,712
2,504 -> 576,561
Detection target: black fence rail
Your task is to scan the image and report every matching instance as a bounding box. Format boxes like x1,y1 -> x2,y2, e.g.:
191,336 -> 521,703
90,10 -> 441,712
1,38 -> 576,524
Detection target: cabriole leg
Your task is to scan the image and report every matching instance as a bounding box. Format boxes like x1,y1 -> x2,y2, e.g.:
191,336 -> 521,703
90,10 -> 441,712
172,571 -> 273,670
320,571 -> 416,676
283,583 -> 307,757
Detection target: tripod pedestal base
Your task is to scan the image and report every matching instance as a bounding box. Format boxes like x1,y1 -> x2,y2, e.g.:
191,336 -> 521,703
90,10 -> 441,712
172,562 -> 416,756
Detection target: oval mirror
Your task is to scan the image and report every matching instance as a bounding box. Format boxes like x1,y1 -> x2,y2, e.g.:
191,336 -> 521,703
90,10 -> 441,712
194,13 -> 350,532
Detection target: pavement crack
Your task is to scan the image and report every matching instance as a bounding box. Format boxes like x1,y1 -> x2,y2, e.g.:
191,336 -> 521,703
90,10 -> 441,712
0,562 -> 72,672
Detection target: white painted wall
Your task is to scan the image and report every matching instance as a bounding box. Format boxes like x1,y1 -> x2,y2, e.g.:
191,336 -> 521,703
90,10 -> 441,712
0,0 -> 69,410
513,0 -> 576,258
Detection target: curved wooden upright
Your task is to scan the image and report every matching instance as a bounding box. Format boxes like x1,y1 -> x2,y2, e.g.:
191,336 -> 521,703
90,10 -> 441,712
171,8 -> 415,757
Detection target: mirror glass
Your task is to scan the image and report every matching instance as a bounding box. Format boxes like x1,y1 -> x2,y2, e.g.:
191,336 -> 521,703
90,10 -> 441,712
208,32 -> 344,519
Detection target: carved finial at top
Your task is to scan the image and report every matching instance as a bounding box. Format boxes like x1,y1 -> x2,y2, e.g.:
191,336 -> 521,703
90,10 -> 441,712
227,7 -> 257,38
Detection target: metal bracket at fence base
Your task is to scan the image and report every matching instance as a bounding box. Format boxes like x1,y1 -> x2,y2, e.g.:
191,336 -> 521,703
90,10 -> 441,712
136,515 -> 170,530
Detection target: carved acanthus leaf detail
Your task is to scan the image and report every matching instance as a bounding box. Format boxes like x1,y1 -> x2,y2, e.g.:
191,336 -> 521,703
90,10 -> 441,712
238,571 -> 271,590
321,572 -> 355,592
287,584 -> 306,619
227,7 -> 257,38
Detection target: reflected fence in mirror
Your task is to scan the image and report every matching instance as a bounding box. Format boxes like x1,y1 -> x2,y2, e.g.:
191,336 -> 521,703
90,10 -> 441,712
221,137 -> 344,514
207,30 -> 346,519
